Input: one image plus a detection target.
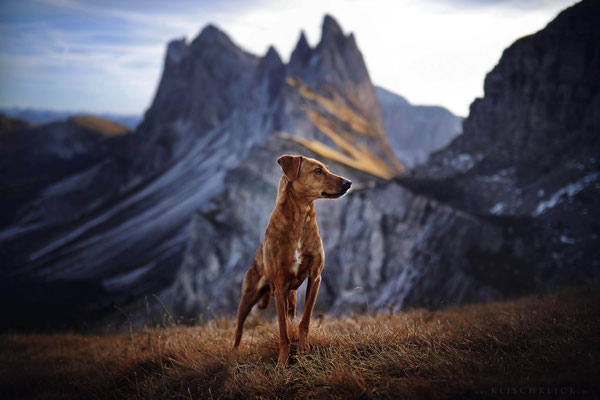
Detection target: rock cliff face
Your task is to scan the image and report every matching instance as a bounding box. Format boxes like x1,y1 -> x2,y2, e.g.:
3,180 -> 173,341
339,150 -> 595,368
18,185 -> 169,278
416,1 -> 600,213
1,2 -> 598,330
407,0 -> 600,283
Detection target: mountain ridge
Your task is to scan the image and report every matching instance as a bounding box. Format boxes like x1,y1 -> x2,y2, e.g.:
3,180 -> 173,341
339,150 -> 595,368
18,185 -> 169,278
2,3 -> 596,331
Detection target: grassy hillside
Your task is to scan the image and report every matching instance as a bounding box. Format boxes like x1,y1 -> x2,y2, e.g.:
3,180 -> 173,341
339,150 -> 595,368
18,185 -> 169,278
1,287 -> 598,399
70,115 -> 130,137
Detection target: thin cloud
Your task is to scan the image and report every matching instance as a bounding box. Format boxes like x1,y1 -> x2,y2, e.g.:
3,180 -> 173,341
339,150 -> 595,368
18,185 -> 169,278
427,0 -> 577,11
36,0 -> 242,34
0,0 -> 578,115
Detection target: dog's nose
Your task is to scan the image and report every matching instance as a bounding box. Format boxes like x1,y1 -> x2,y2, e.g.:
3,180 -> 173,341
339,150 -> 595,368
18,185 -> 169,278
342,179 -> 352,190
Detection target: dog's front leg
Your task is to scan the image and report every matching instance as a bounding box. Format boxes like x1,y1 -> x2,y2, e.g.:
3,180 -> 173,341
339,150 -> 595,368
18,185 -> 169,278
298,275 -> 321,354
274,285 -> 291,367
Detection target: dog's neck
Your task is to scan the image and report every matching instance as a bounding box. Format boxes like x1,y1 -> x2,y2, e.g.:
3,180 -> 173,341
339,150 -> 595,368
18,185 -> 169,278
277,176 -> 315,222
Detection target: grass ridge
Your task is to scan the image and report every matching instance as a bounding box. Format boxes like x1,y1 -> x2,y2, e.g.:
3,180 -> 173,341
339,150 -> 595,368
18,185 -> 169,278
1,287 -> 598,399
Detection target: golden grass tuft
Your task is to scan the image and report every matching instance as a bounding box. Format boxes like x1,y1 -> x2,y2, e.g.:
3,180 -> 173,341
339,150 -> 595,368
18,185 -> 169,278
1,287 -> 598,399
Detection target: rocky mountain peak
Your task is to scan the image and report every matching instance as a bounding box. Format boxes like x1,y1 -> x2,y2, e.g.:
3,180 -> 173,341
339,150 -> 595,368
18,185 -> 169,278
288,15 -> 366,83
287,31 -> 312,75
321,14 -> 345,45
134,21 -> 260,175
261,45 -> 283,68
258,45 -> 284,80
314,14 -> 362,72
287,16 -> 373,112
281,15 -> 402,177
192,24 -> 236,48
165,38 -> 187,64
257,46 -> 285,102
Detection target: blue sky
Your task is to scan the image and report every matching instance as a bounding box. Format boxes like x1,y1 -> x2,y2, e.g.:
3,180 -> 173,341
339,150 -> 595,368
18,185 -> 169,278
0,0 -> 576,116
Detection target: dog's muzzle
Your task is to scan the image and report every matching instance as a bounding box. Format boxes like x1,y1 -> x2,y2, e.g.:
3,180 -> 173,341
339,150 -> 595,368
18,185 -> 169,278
322,179 -> 352,198
341,179 -> 352,191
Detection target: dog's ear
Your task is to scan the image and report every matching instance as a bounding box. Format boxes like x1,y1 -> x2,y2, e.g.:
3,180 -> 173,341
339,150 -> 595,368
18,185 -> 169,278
277,155 -> 303,181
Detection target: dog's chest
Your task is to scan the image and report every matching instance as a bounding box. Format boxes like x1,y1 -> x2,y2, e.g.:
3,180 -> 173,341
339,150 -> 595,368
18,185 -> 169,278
291,239 -> 303,276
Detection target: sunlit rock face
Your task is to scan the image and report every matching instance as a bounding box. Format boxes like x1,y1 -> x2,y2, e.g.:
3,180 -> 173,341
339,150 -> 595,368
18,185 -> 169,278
2,2 -> 598,330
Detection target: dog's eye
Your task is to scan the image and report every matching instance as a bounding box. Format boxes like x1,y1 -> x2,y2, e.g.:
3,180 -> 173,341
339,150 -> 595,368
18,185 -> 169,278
315,168 -> 323,175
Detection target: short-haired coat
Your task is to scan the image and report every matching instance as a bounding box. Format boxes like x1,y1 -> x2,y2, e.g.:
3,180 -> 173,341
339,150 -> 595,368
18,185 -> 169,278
233,155 -> 351,366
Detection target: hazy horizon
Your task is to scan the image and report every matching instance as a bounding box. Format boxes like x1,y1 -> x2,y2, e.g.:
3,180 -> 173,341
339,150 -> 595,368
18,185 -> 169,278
0,0 -> 577,117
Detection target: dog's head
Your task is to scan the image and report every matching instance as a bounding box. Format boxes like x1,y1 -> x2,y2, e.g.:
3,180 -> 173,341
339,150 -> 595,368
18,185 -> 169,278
277,155 -> 352,200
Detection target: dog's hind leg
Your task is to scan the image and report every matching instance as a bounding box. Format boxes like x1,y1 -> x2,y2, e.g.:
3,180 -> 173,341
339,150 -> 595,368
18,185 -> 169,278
233,267 -> 265,348
287,290 -> 297,319
257,286 -> 272,309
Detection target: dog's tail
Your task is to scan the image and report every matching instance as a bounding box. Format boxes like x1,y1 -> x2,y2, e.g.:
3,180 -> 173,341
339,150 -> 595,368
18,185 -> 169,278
257,286 -> 272,309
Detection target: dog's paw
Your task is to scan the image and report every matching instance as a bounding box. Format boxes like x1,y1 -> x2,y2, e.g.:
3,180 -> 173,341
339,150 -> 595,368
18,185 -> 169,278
276,355 -> 289,368
298,339 -> 310,354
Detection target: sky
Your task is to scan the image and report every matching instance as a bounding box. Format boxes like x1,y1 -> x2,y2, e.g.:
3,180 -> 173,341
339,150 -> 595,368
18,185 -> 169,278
0,0 -> 577,117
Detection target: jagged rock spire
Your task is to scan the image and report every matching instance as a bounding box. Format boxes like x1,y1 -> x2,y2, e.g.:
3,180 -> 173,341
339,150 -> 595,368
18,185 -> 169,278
263,45 -> 283,66
194,24 -> 234,45
288,31 -> 312,75
320,14 -> 344,45
257,45 -> 285,102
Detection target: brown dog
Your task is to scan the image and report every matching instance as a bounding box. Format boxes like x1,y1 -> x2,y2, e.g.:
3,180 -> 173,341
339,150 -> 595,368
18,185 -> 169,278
233,155 -> 351,366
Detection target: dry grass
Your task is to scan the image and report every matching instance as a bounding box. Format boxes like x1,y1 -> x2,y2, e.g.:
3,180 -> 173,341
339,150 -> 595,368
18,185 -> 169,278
1,287 -> 598,399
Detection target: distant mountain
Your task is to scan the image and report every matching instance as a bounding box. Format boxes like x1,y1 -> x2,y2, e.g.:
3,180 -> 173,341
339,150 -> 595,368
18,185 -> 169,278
375,86 -> 462,167
0,114 -> 131,228
0,107 -> 142,130
1,2 -> 598,331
